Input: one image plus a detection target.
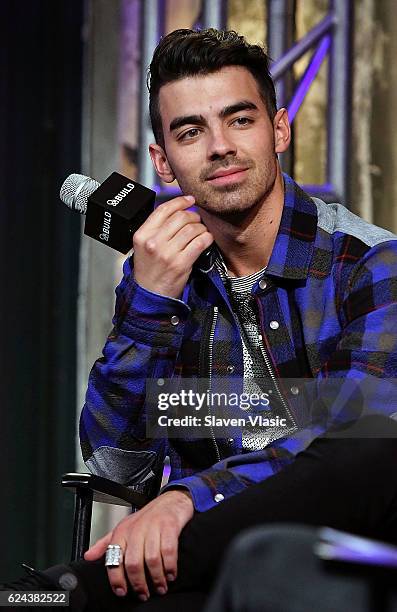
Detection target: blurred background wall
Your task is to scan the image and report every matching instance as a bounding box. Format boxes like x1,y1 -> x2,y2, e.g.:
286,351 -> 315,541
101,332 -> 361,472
1,0 -> 397,581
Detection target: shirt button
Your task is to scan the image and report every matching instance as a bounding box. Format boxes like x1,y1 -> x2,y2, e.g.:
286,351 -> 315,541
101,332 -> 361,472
214,493 -> 225,503
157,378 -> 165,386
259,279 -> 267,290
227,365 -> 235,373
270,320 -> 279,330
170,315 -> 180,326
290,386 -> 299,395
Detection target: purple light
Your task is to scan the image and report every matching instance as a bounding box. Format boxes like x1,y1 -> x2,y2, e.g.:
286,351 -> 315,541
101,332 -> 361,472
153,184 -> 182,206
162,462 -> 171,483
287,35 -> 331,123
154,184 -> 180,195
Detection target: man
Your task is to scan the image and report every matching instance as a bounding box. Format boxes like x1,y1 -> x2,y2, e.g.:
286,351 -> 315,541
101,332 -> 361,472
5,27 -> 397,611
80,25 -> 293,601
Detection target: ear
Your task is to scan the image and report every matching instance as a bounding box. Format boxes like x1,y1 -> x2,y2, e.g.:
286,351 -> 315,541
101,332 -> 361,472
273,108 -> 291,154
149,143 -> 175,183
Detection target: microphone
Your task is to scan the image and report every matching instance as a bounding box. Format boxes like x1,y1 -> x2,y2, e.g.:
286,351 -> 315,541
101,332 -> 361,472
60,171 -> 156,253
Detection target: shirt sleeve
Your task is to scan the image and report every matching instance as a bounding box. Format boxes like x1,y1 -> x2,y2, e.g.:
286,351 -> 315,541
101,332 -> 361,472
80,256 -> 190,497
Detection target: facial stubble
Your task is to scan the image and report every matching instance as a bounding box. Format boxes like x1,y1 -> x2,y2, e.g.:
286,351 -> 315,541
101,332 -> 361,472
174,153 -> 278,219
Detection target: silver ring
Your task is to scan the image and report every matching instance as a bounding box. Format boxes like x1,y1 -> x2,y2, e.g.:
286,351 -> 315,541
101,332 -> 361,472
105,544 -> 123,567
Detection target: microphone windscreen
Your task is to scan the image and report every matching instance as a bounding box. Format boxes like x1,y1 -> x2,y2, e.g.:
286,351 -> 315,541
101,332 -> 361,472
60,174 -> 100,214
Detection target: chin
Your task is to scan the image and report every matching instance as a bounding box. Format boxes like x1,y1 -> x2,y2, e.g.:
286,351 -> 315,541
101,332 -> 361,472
198,197 -> 258,217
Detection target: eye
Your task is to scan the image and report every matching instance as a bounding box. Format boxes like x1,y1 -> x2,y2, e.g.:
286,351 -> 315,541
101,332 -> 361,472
232,116 -> 253,127
178,128 -> 200,141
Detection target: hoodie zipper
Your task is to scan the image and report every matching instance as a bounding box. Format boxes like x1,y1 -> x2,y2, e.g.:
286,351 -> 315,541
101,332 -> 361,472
207,305 -> 220,462
255,296 -> 296,428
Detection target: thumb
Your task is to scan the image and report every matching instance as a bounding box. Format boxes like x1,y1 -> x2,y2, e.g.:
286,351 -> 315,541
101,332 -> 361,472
84,531 -> 112,561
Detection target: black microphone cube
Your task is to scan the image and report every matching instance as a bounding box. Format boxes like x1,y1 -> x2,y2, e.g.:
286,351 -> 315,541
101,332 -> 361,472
84,172 -> 156,253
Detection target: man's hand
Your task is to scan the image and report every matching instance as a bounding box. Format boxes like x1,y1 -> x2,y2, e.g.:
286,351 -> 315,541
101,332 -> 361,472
84,490 -> 194,601
133,195 -> 213,299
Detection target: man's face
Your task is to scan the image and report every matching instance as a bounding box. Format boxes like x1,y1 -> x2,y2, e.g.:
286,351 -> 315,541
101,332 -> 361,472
152,66 -> 285,217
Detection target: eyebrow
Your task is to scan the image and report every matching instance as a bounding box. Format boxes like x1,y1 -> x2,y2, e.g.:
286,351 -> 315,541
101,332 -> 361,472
169,100 -> 259,133
220,100 -> 258,118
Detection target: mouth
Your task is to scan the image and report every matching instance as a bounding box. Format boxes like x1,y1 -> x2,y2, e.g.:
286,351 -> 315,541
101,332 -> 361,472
206,167 -> 249,186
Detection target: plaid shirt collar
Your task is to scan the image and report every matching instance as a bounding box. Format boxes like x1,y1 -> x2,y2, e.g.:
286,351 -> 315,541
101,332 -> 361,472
266,173 -> 318,280
197,173 -> 318,282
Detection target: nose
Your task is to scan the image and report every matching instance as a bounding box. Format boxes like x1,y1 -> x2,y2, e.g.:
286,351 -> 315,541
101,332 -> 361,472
207,125 -> 237,161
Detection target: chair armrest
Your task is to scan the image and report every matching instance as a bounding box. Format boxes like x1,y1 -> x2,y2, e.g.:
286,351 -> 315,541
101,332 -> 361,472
61,472 -> 149,508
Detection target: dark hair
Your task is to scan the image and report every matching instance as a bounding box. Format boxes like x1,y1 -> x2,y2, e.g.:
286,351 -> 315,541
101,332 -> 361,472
148,28 -> 277,147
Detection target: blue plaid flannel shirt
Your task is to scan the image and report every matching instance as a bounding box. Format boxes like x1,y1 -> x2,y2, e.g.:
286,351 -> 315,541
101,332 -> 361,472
80,174 -> 397,511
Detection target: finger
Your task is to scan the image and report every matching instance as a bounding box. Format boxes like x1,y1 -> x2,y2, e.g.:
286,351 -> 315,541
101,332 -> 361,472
160,528 -> 178,583
153,209 -> 202,242
134,209 -> 201,254
154,195 -> 195,219
84,531 -> 112,561
105,538 -> 129,598
144,529 -> 168,595
141,195 -> 196,232
123,534 -> 150,601
137,227 -> 211,287
164,220 -> 208,254
149,223 -> 207,266
178,231 -> 214,264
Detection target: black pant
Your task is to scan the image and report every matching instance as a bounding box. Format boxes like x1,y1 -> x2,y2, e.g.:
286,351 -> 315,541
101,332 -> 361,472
71,415 -> 397,611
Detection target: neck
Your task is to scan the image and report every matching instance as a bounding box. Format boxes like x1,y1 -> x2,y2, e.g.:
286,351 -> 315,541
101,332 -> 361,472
200,167 -> 285,277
